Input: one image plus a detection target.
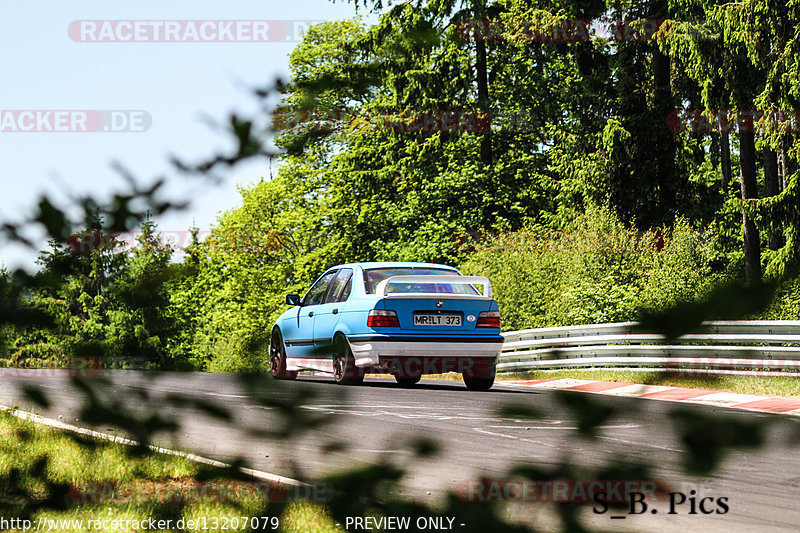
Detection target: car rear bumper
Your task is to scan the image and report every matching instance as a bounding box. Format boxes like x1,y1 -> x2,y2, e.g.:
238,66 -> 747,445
348,335 -> 503,373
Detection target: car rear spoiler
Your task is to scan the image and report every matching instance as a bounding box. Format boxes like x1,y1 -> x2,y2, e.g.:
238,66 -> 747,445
375,275 -> 493,299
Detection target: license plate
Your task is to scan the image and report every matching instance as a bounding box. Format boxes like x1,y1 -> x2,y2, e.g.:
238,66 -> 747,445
414,314 -> 462,326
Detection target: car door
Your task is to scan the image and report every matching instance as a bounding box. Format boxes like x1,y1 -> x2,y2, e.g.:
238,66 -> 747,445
284,270 -> 338,360
312,268 -> 353,354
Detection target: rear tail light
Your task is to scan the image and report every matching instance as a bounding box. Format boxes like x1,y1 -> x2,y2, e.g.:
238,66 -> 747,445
476,310 -> 501,328
368,309 -> 400,328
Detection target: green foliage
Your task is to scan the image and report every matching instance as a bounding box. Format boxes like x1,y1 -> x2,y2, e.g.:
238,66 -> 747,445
761,277 -> 800,320
1,217 -> 183,371
4,0 -> 800,372
168,174 -> 338,372
275,9 -> 551,266
4,2 -> 800,531
202,333 -> 270,375
0,266 -> 10,359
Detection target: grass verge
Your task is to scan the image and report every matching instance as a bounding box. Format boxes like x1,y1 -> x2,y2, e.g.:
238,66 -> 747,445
496,369 -> 800,397
0,409 -> 339,532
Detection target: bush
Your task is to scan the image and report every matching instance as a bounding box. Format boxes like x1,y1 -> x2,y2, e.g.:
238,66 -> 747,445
460,208 -> 727,330
204,330 -> 270,374
761,278 -> 800,320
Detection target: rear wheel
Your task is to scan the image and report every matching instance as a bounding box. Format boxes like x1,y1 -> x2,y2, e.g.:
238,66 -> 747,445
332,336 -> 364,385
270,330 -> 297,380
463,364 -> 495,391
394,374 -> 421,387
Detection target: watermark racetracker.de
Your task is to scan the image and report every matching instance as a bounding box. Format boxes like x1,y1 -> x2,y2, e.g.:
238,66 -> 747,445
456,17 -> 668,43
68,20 -> 324,43
456,479 -> 728,515
271,108 -> 538,134
667,109 -> 800,134
66,230 -> 210,255
0,356 -> 104,379
68,479 -> 334,505
0,110 -> 151,132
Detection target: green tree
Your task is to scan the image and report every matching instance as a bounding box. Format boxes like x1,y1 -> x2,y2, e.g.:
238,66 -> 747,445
14,217 -> 179,369
171,174 -> 335,372
660,0 -> 800,282
111,219 -> 177,367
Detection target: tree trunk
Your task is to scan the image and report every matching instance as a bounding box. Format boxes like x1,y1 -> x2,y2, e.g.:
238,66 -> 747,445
719,121 -> 731,189
739,128 -> 761,282
475,38 -> 492,165
764,146 -> 782,250
779,133 -> 793,191
473,1 -> 492,166
764,147 -> 779,197
652,48 -> 675,213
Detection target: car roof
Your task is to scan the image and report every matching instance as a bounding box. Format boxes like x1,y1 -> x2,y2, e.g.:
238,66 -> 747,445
327,261 -> 459,271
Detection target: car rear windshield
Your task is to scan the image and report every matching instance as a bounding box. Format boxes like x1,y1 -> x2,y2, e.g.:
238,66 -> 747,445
363,267 -> 480,295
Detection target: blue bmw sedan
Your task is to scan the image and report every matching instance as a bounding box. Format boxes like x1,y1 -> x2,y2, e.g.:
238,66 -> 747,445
269,262 -> 503,390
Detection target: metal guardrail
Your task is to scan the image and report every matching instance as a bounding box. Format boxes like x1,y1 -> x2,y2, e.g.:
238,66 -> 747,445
498,321 -> 800,376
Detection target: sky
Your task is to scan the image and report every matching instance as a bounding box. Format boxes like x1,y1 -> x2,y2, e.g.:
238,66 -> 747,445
0,1 -> 373,270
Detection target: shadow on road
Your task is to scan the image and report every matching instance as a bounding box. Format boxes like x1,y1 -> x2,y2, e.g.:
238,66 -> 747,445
292,375 -> 543,394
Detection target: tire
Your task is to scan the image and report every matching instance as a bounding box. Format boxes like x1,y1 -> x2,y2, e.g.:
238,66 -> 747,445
394,375 -> 421,387
270,330 -> 297,380
463,364 -> 495,391
332,335 -> 364,385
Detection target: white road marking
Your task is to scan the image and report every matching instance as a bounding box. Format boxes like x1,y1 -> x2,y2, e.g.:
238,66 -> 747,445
503,379 -> 593,389
302,404 -> 499,421
486,423 -> 641,430
473,427 -> 558,449
684,392 -> 768,406
599,384 -> 673,396
598,435 -> 683,453
115,382 -> 250,399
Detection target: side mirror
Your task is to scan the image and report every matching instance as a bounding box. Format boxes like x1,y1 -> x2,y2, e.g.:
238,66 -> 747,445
285,294 -> 301,306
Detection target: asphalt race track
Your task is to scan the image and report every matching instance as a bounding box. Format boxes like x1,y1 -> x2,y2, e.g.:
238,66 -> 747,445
1,370 -> 799,532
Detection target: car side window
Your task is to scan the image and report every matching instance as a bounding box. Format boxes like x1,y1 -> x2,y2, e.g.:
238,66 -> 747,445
325,268 -> 353,304
302,270 -> 338,306
339,275 -> 353,301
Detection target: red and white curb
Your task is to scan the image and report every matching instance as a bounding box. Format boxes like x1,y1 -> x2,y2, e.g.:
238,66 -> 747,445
504,379 -> 800,416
